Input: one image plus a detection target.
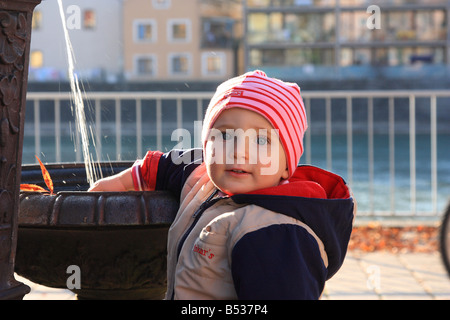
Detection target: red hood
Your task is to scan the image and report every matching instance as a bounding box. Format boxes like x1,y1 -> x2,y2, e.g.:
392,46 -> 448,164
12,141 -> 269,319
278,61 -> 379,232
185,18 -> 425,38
246,165 -> 351,200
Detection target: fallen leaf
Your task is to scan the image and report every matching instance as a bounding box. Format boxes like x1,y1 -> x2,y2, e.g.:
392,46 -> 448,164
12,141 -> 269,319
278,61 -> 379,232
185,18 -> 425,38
35,156 -> 54,195
20,184 -> 49,193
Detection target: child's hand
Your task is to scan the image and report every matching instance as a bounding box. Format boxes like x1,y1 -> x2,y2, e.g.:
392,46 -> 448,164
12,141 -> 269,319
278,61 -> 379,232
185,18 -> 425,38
88,168 -> 134,192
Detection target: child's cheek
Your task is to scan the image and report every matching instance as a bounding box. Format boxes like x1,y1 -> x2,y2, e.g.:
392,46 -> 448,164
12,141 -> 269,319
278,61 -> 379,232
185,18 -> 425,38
204,140 -> 217,165
206,139 -> 228,165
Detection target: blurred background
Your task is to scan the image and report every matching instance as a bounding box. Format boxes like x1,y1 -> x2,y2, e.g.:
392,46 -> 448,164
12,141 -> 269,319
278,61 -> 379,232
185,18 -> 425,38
23,0 -> 450,223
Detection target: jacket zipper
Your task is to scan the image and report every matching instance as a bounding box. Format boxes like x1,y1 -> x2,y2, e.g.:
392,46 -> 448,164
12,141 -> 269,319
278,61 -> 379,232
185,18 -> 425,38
175,189 -> 219,260
171,189 -> 220,299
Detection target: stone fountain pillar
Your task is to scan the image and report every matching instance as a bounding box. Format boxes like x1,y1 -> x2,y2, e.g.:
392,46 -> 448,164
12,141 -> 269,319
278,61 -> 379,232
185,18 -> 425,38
0,0 -> 41,300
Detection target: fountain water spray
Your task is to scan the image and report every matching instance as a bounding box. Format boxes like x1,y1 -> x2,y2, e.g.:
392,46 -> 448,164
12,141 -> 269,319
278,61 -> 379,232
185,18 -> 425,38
57,0 -> 101,186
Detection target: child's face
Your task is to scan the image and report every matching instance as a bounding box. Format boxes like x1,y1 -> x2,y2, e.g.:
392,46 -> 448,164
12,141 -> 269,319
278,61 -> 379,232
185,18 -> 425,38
204,108 -> 289,195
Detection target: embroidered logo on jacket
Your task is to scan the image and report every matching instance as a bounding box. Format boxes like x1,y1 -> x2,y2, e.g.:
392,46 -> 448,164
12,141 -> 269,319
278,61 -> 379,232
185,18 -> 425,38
193,244 -> 215,259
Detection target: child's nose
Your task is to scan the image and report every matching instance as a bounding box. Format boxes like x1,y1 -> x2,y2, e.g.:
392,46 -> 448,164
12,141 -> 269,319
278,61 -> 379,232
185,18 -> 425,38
231,136 -> 249,162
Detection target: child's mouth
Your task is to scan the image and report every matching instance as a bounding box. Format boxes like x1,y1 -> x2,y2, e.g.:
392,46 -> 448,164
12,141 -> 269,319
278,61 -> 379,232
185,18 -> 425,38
227,168 -> 250,176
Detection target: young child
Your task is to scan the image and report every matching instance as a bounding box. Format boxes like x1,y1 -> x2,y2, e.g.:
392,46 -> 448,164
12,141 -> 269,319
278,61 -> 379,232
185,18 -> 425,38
89,70 -> 356,299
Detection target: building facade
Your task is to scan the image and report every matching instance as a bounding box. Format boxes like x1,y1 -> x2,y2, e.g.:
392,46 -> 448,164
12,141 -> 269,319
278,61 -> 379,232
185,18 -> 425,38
122,0 -> 240,81
29,0 -> 448,84
29,0 -> 241,83
244,0 -> 450,81
29,0 -> 123,82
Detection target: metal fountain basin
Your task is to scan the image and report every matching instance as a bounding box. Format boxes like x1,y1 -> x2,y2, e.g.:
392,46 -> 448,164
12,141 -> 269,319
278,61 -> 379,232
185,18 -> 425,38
15,162 -> 178,300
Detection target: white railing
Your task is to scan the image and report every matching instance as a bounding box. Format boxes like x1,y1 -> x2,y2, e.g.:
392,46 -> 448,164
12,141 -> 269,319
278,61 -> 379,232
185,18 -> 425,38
24,90 -> 450,220
25,91 -> 212,162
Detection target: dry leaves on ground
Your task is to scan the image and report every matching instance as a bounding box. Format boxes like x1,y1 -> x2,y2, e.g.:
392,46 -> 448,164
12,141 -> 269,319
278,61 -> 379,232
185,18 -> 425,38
349,223 -> 439,253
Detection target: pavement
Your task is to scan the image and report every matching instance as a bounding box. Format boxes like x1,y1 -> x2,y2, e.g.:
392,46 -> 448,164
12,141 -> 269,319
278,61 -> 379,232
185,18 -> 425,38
16,250 -> 450,300
323,251 -> 450,300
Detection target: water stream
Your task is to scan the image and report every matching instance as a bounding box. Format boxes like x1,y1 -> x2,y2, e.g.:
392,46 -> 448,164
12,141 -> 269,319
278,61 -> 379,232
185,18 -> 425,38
57,0 -> 101,187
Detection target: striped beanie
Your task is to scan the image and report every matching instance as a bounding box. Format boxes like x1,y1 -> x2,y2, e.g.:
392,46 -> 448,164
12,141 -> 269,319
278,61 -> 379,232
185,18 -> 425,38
202,70 -> 308,178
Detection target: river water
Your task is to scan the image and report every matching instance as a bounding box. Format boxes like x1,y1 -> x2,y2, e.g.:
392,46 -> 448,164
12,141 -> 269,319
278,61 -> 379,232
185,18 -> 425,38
21,130 -> 450,218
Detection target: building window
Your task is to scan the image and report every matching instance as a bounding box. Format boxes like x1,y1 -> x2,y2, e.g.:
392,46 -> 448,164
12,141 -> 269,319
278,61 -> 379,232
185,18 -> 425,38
83,10 -> 96,29
415,10 -> 446,41
30,50 -> 43,68
32,10 -> 42,30
248,12 -> 335,44
247,0 -> 270,6
340,9 -> 446,43
152,0 -> 171,9
169,53 -> 191,76
341,46 -> 444,67
134,55 -> 157,76
134,20 -> 157,42
168,19 -> 191,42
202,52 -> 226,76
249,48 -> 334,66
248,0 -> 336,7
201,18 -> 234,48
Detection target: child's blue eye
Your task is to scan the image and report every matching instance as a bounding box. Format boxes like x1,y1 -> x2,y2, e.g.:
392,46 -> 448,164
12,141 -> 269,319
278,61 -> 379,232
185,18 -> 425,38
256,136 -> 268,145
222,132 -> 232,140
